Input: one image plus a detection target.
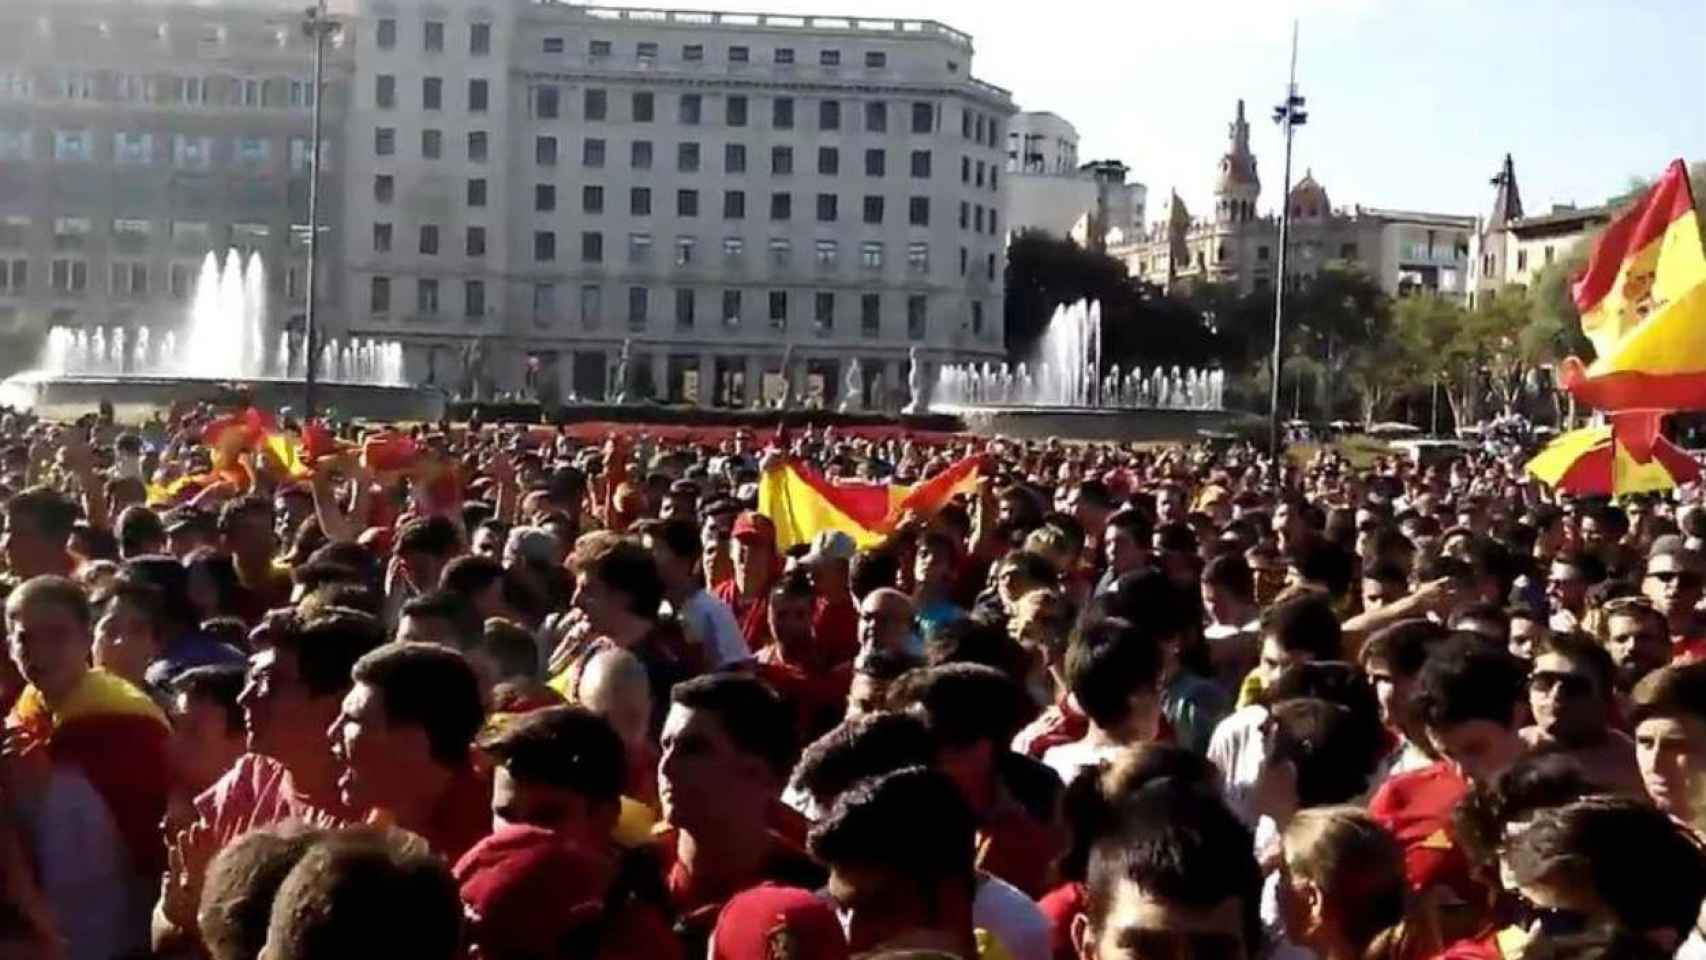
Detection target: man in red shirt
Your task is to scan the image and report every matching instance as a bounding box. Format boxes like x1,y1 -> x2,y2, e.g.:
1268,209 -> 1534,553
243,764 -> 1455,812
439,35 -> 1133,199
804,530 -> 860,665
329,642 -> 491,862
755,571 -> 852,743
713,512 -> 779,652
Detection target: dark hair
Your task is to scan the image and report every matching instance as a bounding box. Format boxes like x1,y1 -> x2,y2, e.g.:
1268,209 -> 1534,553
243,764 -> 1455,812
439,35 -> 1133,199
1266,698 -> 1382,807
1552,549 -> 1608,585
1628,661 -> 1706,726
789,711 -> 935,810
116,505 -> 166,557
1202,553 -> 1254,602
474,619 -> 542,683
849,548 -> 900,600
808,766 -> 976,901
173,663 -> 247,735
1293,542 -> 1355,599
6,486 -> 78,541
1105,508 -> 1153,546
217,495 -> 274,536
199,826 -> 326,960
264,829 -> 462,960
922,618 -> 1028,682
572,538 -> 664,619
669,672 -> 797,778
1260,592 -> 1343,662
395,516 -> 462,560
439,555 -> 504,599
476,706 -> 625,804
1066,617 -> 1163,730
6,574 -> 92,627
1099,569 -> 1195,639
300,584 -> 384,619
1446,602 -> 1510,636
853,647 -> 923,683
291,561 -> 364,594
1359,619 -> 1448,678
306,543 -> 381,588
350,643 -> 484,767
1000,549 -> 1060,588
769,568 -> 817,605
887,663 -> 1030,750
1412,635 -> 1527,733
93,577 -> 164,629
1362,560 -> 1409,587
399,590 -> 482,651
1058,745 -> 1220,884
1452,752 -> 1599,874
1507,797 -> 1706,941
183,547 -> 243,620
1531,631 -> 1617,700
637,517 -> 700,563
1083,783 -> 1263,951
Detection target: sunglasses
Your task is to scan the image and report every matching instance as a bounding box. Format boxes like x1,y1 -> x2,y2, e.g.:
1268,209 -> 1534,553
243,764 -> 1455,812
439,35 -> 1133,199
1508,896 -> 1593,938
1529,670 -> 1596,699
1646,569 -> 1702,588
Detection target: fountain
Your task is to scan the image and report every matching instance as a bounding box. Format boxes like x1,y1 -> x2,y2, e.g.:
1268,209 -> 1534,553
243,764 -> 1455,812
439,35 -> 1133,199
925,299 -> 1233,441
0,249 -> 442,420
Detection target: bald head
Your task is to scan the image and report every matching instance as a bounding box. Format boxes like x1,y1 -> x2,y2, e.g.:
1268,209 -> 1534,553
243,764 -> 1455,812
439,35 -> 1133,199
577,647 -> 651,747
858,587 -> 916,655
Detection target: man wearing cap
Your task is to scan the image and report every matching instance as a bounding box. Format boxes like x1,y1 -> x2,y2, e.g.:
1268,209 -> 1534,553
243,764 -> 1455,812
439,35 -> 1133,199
804,530 -> 861,665
710,884 -> 848,960
714,511 -> 781,653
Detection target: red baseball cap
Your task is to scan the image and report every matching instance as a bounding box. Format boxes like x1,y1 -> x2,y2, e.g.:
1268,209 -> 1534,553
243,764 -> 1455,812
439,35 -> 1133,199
731,511 -> 777,544
710,884 -> 848,960
452,825 -> 611,958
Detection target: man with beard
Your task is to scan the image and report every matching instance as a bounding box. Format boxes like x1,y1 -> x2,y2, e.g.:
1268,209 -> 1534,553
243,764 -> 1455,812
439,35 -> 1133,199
1602,599 -> 1673,705
1520,632 -> 1643,796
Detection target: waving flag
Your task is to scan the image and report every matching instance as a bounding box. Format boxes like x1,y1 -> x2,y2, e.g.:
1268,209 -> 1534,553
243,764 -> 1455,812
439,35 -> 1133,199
1560,159 -> 1706,411
1525,420 -> 1700,495
760,455 -> 984,551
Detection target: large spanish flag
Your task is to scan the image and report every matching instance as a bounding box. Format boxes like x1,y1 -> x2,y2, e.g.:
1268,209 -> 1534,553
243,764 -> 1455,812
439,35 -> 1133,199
1560,159 -> 1706,411
759,455 -> 984,551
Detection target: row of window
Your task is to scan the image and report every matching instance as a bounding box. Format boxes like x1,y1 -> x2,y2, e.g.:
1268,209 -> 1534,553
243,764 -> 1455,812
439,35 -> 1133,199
525,88 -> 950,138
0,258 -> 303,300
0,71 -> 316,109
374,19 -> 487,56
0,129 -> 317,172
0,217 -> 282,251
369,275 -> 939,339
563,38 -> 894,71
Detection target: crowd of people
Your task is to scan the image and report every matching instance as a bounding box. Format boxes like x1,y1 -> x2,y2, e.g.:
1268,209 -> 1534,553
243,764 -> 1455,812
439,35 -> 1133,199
0,403 -> 1701,960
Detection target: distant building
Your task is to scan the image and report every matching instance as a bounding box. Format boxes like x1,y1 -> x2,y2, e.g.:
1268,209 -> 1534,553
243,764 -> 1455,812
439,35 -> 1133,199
1002,110 -> 1145,249
1109,100 -> 1473,301
1466,153 -> 1610,306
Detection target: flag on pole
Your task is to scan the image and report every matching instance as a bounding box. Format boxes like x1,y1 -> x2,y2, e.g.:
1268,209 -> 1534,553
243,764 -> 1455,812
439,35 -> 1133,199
759,455 -> 984,551
1560,159 -> 1706,411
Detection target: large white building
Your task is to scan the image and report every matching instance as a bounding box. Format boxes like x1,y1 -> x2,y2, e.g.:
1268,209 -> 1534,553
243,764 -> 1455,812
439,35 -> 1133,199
342,1 -> 1015,407
1002,110 -> 1146,248
1466,153 -> 1610,307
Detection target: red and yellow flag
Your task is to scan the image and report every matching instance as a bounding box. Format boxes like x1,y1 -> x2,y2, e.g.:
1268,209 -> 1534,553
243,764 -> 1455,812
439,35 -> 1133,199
759,455 -> 984,551
1560,159 -> 1706,411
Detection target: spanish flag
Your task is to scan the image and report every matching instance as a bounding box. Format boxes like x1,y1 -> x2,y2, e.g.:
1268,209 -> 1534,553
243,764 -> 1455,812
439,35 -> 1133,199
759,455 -> 984,551
1560,159 -> 1706,411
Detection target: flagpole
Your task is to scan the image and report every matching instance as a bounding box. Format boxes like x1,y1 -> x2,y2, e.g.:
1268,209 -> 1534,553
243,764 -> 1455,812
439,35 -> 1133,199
302,1 -> 338,419
1269,22 -> 1308,462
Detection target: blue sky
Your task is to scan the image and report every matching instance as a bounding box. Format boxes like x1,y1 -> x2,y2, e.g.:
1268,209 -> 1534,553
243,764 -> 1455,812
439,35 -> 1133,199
660,0 -> 1706,223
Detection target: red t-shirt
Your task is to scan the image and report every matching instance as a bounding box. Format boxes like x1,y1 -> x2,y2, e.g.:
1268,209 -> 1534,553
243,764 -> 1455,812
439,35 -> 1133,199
1368,761 -> 1479,906
1012,698 -> 1088,760
370,764 -> 492,865
194,753 -> 351,846
1038,882 -> 1087,960
753,648 -> 852,744
713,579 -> 772,653
977,800 -> 1060,900
813,596 -> 860,665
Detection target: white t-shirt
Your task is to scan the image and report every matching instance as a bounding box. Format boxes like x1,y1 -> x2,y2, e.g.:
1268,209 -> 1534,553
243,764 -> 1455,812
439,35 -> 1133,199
1207,704 -> 1270,826
672,588 -> 753,667
1040,740 -> 1129,789
973,872 -> 1050,960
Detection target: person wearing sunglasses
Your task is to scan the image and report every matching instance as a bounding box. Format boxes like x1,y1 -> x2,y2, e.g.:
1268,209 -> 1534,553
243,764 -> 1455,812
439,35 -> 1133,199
1520,633 -> 1643,798
1640,544 -> 1706,657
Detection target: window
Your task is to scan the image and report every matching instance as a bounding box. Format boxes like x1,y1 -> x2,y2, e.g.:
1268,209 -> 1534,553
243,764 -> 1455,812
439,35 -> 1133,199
962,110 -> 972,138
861,241 -> 883,268
583,185 -> 604,213
470,23 -> 491,56
534,231 -> 556,262
912,102 -> 934,133
769,238 -> 791,265
466,226 -> 486,257
371,276 -> 391,313
465,179 -> 488,210
423,77 -> 442,110
907,241 -> 929,273
0,258 -> 26,295
544,37 -> 565,54
865,149 -> 885,177
376,74 -> 396,109
583,138 -> 605,167
866,51 -> 887,69
975,206 -> 984,232
680,94 -> 702,125
816,194 -> 838,223
907,295 -> 927,339
535,184 -> 556,212
465,280 -> 485,319
50,259 -> 88,294
725,143 -> 747,173
628,286 -> 648,330
581,232 -> 603,263
862,294 -> 880,336
375,175 -> 395,203
961,156 -> 970,183
114,132 -> 154,166
676,289 -> 695,329
772,146 -> 793,175
678,142 -> 700,172
677,189 -> 699,217
632,92 -> 654,122
684,44 -> 704,62
972,301 -> 985,336
631,187 -> 652,216
675,236 -> 697,266
959,201 -> 969,229
585,89 -> 607,121
636,41 -> 658,60
723,290 -> 742,327
911,150 -> 931,178
775,48 -> 795,65
424,21 -> 445,52
975,114 -> 985,142
909,197 -> 930,226
863,196 -> 884,224
628,234 -> 653,260
418,278 -> 439,316
109,262 -> 148,298
987,253 -> 996,279
1516,250 -> 1528,271
468,79 -> 488,112
588,39 -> 610,57
468,131 -> 489,161
865,101 -> 887,132
769,291 -> 788,330
815,292 -> 835,333
0,130 -> 31,163
976,160 -> 986,187
535,85 -> 559,119
723,191 -> 746,219
819,100 -> 841,130
724,237 -> 744,258
418,224 -> 439,255
631,140 -> 653,169
535,284 -> 557,326
421,129 -> 442,159
377,18 -> 397,50
1257,246 -> 1270,261
730,45 -> 750,63
234,136 -> 269,168
374,127 -> 395,156
773,98 -> 794,129
989,210 -> 998,235
727,96 -> 748,126
578,284 -> 600,329
815,239 -> 838,265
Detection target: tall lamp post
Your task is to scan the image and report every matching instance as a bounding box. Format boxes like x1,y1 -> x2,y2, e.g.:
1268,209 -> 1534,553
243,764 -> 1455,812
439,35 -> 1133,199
301,2 -> 339,418
1268,23 -> 1307,460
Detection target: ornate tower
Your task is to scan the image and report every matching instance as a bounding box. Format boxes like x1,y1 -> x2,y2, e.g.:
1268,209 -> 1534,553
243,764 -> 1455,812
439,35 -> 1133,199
1214,99 -> 1261,224
1472,153 -> 1524,301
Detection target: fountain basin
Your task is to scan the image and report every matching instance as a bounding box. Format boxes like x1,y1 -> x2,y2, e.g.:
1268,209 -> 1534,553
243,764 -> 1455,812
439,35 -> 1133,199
0,373 -> 446,423
940,404 -> 1248,442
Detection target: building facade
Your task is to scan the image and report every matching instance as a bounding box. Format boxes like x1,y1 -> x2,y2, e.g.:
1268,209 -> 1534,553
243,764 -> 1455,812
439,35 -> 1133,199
0,0 -> 349,351
1002,110 -> 1146,249
1466,154 -> 1609,306
342,1 -> 1014,408
1110,100 -> 1473,302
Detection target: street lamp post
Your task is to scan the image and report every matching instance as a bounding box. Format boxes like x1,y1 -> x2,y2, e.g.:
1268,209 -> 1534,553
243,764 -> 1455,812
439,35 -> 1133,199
1269,23 -> 1307,461
302,2 -> 339,419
